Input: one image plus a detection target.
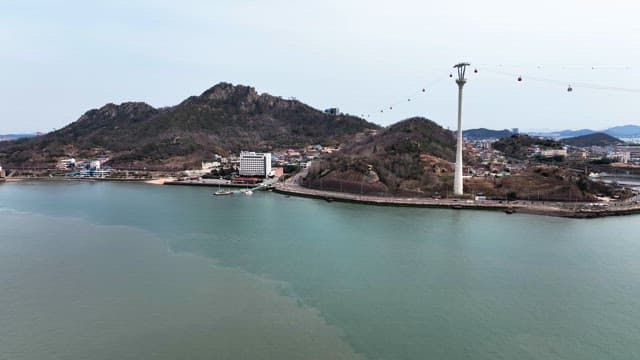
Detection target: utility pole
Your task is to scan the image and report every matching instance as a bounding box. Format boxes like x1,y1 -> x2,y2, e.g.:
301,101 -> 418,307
453,62 -> 470,196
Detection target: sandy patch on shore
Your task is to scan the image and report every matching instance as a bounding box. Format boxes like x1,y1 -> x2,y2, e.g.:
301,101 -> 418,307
145,177 -> 176,185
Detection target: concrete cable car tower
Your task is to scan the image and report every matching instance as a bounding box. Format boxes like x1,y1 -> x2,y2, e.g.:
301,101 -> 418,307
453,62 -> 470,196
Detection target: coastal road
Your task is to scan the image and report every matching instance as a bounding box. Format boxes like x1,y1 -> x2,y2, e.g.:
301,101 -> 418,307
276,171 -> 640,218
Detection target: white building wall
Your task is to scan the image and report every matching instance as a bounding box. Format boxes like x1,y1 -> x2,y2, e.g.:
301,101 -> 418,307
239,152 -> 271,177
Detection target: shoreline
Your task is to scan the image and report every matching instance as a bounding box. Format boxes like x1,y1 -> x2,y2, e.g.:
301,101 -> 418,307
146,177 -> 176,185
5,176 -> 640,218
164,180 -> 264,188
2,176 -> 147,183
273,183 -> 640,219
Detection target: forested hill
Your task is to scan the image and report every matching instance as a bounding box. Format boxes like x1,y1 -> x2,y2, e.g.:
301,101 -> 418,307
562,132 -> 624,147
304,117 -> 457,195
463,128 -> 513,140
0,83 -> 380,168
492,134 -> 563,159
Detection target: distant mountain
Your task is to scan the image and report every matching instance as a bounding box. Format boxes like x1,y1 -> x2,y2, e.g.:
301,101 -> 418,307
464,125 -> 640,143
529,125 -> 640,140
562,132 -> 624,147
528,129 -> 596,139
604,125 -> 640,138
557,129 -> 597,138
466,128 -> 597,140
0,83 -> 380,169
0,133 -> 38,142
463,128 -> 512,140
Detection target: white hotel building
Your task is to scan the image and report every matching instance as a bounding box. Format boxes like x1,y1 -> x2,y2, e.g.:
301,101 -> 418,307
239,151 -> 272,177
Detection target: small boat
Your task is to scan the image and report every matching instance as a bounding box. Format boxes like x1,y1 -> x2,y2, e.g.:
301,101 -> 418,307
214,184 -> 233,196
243,190 -> 253,195
505,208 -> 515,214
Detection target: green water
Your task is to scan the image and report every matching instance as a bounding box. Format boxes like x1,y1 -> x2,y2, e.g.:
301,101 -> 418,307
1,181 -> 639,359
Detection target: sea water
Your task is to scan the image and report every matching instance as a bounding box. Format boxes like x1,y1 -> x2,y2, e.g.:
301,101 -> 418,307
1,181 -> 639,359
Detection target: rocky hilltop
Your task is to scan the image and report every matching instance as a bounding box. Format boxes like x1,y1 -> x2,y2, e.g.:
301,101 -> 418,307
0,83 -> 379,169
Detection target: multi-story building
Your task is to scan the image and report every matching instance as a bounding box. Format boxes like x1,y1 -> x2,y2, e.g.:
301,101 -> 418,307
617,145 -> 640,164
239,152 -> 272,177
540,149 -> 567,158
567,150 -> 589,162
57,158 -> 76,170
607,151 -> 631,163
201,161 -> 221,171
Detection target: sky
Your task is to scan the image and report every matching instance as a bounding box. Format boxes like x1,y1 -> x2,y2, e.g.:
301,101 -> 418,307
1,0 -> 639,133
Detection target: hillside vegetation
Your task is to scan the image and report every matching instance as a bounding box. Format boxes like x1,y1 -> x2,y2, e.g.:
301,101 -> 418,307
305,117 -> 457,195
466,166 -> 625,202
304,121 -> 625,201
492,134 -> 563,160
463,128 -> 513,140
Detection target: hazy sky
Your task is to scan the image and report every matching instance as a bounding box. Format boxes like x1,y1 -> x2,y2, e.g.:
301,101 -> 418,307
1,0 -> 639,133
